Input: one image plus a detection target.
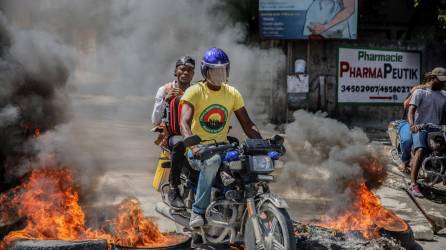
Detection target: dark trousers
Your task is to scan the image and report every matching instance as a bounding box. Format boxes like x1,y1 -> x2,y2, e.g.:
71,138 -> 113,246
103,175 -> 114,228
168,136 -> 198,187
169,137 -> 186,187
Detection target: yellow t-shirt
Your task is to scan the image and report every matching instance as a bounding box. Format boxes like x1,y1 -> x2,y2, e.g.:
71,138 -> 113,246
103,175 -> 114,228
181,81 -> 245,143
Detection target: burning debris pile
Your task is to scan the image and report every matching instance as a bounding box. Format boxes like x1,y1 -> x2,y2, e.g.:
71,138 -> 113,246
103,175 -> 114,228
281,111 -> 414,248
0,168 -> 187,249
294,222 -> 407,250
299,180 -> 415,249
291,177 -> 415,249
317,181 -> 408,239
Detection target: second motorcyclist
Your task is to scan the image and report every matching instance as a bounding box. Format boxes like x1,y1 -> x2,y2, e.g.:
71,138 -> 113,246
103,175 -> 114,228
407,67 -> 446,197
151,56 -> 195,209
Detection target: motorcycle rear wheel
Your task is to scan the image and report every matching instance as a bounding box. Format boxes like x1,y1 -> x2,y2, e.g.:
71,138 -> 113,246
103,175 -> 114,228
244,202 -> 296,250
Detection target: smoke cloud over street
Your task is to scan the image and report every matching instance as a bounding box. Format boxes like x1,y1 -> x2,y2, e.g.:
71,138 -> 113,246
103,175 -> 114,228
279,110 -> 387,215
0,0 -> 285,202
0,0 -> 386,212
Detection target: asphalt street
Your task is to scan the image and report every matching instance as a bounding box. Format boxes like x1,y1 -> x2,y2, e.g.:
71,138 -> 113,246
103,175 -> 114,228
70,93 -> 446,249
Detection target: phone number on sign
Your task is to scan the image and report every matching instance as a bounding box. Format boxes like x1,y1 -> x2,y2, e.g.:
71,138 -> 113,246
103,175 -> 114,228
340,85 -> 411,94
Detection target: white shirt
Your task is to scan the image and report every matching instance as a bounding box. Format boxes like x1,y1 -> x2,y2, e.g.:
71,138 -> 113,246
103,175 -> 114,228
151,80 -> 178,125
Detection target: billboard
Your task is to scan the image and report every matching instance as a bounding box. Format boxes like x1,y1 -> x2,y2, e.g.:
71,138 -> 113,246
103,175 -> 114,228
259,0 -> 358,40
337,47 -> 421,104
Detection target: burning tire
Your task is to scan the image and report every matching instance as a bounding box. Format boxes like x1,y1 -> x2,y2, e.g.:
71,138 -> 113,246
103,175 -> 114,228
0,218 -> 26,240
8,240 -> 108,250
373,209 -> 416,249
380,226 -> 415,250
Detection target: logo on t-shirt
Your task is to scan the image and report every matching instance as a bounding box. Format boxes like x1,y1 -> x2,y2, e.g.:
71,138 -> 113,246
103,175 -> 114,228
199,104 -> 228,133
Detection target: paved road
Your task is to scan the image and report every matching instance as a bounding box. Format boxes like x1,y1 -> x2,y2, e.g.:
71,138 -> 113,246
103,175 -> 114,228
376,145 -> 446,250
71,93 -> 446,249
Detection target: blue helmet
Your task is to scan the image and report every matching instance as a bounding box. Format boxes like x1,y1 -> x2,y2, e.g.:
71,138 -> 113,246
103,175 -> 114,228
201,47 -> 230,79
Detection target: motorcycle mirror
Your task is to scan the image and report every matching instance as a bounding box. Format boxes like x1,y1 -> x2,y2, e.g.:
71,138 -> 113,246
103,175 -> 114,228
184,135 -> 202,147
271,134 -> 284,145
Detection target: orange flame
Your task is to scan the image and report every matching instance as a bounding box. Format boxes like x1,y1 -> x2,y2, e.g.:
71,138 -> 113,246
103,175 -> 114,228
0,168 -> 182,249
318,181 -> 408,239
112,198 -> 182,248
1,168 -> 111,248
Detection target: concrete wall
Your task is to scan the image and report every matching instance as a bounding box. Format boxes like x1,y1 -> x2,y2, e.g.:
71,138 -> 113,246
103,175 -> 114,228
289,40 -> 446,128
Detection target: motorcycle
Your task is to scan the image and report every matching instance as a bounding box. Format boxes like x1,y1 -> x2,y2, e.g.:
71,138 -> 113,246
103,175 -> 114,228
388,121 -> 446,187
154,134 -> 296,250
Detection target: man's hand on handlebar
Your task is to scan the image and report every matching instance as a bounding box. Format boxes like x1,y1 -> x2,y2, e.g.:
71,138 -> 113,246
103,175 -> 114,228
190,145 -> 201,156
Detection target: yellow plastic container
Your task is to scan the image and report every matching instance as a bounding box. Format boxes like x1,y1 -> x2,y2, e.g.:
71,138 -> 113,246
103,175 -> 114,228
152,151 -> 171,192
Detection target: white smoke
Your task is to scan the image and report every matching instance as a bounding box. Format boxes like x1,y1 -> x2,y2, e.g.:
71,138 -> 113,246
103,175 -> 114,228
2,0 -> 284,106
0,0 -> 285,202
278,110 -> 386,214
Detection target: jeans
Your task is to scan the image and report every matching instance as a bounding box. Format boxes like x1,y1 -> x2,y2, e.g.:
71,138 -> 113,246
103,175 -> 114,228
398,120 -> 412,162
412,126 -> 441,150
187,150 -> 222,215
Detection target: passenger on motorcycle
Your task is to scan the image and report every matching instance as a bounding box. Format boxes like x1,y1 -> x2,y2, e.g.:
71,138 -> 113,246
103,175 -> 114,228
407,67 -> 446,197
179,48 -> 262,228
151,56 -> 195,209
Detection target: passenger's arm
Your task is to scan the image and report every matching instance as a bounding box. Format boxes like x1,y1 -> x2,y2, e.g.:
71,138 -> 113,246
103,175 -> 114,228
408,105 -> 418,133
180,101 -> 194,138
180,101 -> 201,154
234,107 -> 262,139
151,86 -> 167,125
408,89 -> 423,132
403,96 -> 411,111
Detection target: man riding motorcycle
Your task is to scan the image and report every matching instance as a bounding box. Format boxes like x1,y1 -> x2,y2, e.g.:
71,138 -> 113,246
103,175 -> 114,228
151,56 -> 195,209
179,47 -> 262,228
397,82 -> 429,172
407,67 -> 446,197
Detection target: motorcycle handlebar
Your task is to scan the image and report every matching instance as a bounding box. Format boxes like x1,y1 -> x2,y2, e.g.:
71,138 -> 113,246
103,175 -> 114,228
194,143 -> 238,161
416,124 -> 446,131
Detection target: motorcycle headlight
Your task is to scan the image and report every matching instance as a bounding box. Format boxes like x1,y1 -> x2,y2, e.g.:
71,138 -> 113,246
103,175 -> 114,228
250,155 -> 274,173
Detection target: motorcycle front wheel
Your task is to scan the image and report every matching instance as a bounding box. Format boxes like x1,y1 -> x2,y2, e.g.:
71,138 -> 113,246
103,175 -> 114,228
244,202 -> 296,250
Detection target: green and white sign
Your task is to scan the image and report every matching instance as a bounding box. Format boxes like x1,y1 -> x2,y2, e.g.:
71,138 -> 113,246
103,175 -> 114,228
337,47 -> 421,104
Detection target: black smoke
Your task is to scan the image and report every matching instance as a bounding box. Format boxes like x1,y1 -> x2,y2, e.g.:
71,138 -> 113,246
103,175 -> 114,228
0,14 -> 73,191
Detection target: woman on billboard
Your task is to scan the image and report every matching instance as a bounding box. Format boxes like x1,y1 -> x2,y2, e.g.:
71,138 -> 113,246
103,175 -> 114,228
303,0 -> 356,39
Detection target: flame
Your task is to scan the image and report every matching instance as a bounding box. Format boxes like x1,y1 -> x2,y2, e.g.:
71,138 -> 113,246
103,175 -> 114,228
0,168 -> 183,249
112,198 -> 182,248
0,168 -> 111,248
318,181 -> 408,239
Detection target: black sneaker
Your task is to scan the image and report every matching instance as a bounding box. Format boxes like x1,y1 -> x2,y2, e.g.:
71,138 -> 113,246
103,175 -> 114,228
167,188 -> 185,209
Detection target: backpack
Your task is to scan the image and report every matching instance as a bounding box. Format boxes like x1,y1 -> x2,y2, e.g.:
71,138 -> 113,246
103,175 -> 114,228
166,95 -> 183,135
162,82 -> 184,136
